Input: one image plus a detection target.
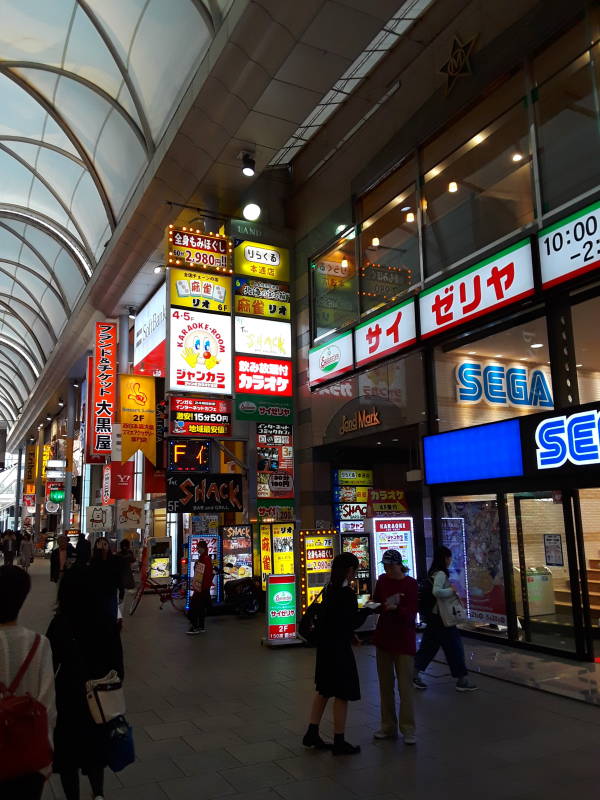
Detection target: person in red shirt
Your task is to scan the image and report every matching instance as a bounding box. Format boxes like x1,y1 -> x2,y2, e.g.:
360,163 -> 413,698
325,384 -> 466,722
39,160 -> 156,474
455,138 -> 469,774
372,549 -> 418,745
187,540 -> 214,635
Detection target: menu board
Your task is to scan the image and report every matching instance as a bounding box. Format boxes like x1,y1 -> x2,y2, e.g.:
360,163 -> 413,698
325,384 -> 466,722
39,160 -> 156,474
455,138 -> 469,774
266,574 -> 297,642
341,533 -> 370,595
304,533 -> 335,605
272,523 -> 294,574
221,525 -> 253,582
368,517 -> 416,579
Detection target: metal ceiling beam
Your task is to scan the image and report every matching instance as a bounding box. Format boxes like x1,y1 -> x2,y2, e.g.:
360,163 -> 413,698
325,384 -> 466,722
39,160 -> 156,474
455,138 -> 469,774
0,260 -> 70,315
0,361 -> 27,406
0,347 -> 34,392
0,136 -> 84,166
0,267 -> 59,342
0,333 -> 40,383
0,313 -> 46,370
0,295 -> 54,355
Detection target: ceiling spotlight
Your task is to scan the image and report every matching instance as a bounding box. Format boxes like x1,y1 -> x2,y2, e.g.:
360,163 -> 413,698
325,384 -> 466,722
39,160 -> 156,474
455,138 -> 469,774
38,424 -> 43,429
371,236 -> 380,247
401,206 -> 411,212
448,181 -> 458,193
512,152 -> 524,162
242,153 -> 255,177
576,363 -> 583,367
46,415 -> 52,422
530,343 -> 544,349
406,212 -> 415,223
73,382 -> 79,389
153,265 -> 165,274
494,354 -> 503,358
242,203 -> 261,221
335,224 -> 347,234
58,399 -> 64,408
341,258 -> 349,269
128,306 -> 136,320
467,351 -> 477,355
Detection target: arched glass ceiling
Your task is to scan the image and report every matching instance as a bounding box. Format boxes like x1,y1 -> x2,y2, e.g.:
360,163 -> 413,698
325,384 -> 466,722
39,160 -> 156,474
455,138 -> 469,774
0,0 -> 230,425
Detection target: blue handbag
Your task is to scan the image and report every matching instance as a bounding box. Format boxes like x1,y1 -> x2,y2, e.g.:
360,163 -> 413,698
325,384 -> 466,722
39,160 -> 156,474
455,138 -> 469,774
106,715 -> 135,772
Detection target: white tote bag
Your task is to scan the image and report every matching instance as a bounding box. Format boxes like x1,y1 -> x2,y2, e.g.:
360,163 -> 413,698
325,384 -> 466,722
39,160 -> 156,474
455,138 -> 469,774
86,670 -> 126,724
437,595 -> 468,627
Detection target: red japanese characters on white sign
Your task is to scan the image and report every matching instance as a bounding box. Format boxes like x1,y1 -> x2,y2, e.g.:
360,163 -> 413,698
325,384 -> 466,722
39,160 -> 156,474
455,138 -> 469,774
235,356 -> 292,397
419,240 -> 534,338
354,298 -> 416,369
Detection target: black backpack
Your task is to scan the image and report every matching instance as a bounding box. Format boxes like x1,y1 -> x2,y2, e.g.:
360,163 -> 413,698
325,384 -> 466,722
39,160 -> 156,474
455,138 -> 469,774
417,576 -> 435,618
298,589 -> 325,646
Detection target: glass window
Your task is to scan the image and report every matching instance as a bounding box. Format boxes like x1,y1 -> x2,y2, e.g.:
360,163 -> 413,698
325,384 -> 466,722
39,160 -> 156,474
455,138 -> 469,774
536,52 -> 600,213
435,317 -> 552,432
575,488 -> 600,633
311,235 -> 359,340
573,294 -> 600,402
423,103 -> 533,278
441,496 -> 507,633
359,183 -> 419,315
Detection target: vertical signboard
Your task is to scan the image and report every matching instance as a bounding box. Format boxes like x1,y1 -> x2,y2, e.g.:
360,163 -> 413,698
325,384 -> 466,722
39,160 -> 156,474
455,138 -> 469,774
120,375 -> 157,464
266,574 -> 297,642
299,530 -> 336,609
134,284 -> 166,377
221,525 -> 253,581
93,322 -> 117,454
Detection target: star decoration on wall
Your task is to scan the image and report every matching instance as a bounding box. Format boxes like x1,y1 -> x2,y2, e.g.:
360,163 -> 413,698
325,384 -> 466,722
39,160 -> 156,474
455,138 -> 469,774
440,34 -> 477,94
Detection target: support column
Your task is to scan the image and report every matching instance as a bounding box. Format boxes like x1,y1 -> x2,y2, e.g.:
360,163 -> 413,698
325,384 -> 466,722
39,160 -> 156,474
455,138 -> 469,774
62,382 -> 76,532
14,444 -> 23,531
118,314 -> 130,374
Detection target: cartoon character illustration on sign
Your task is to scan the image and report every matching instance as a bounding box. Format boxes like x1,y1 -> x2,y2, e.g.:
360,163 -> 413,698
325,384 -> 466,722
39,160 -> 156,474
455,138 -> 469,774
182,330 -> 221,370
119,504 -> 143,527
127,381 -> 148,406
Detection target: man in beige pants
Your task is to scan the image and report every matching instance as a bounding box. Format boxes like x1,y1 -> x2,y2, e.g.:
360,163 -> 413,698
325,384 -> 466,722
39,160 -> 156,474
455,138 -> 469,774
372,549 -> 418,745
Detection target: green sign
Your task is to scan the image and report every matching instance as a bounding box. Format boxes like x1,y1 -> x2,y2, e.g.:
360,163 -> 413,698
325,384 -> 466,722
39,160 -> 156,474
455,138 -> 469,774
267,574 -> 297,641
49,490 -> 65,502
257,498 -> 295,522
235,395 -> 293,422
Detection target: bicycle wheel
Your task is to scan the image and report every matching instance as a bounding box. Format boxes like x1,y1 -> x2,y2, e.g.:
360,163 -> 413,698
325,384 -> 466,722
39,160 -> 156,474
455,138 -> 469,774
128,583 -> 144,616
170,579 -> 188,612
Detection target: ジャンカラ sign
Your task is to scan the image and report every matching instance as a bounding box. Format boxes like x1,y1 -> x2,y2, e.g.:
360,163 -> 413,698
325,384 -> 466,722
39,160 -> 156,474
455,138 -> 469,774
169,308 -> 232,394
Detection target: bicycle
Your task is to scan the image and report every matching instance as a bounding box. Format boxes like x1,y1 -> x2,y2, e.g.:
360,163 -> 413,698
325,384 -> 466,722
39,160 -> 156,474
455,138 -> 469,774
127,572 -> 188,616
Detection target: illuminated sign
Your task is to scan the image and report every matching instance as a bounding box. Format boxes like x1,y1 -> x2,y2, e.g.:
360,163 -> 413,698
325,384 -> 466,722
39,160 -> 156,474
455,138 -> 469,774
167,226 -> 232,273
456,362 -> 552,408
134,284 -> 166,377
333,485 -> 370,503
234,240 -> 290,281
302,531 -> 335,606
335,503 -> 368,520
234,355 -> 292,397
24,444 -> 36,483
539,199 -> 600,288
257,423 -> 294,499
234,316 -> 292,359
234,277 -> 290,320
368,517 -> 416,579
420,240 -> 534,338
534,409 -> 600,469
221,525 -> 253,581
267,574 -> 297,641
333,469 -> 373,486
170,267 -> 231,314
168,308 -> 231,395
167,439 -> 210,472
169,397 -> 231,437
166,473 -> 243,513
338,406 -> 381,435
354,298 -> 416,368
120,375 -> 156,464
93,322 -> 117,453
234,396 -> 293,422
309,331 -> 354,387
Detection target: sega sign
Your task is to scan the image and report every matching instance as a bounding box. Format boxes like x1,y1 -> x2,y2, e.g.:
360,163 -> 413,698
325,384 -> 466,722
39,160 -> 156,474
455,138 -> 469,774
456,362 -> 553,409
535,410 -> 600,469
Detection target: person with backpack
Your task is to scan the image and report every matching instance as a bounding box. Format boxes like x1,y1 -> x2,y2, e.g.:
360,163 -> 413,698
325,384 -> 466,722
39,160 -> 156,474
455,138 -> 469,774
302,552 -> 373,756
372,549 -> 419,744
0,565 -> 56,800
413,546 -> 478,692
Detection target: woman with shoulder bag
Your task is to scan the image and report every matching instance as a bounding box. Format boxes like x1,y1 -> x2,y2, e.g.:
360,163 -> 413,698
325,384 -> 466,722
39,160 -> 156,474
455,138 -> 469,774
302,552 -> 374,756
413,546 -> 478,693
46,564 -> 124,800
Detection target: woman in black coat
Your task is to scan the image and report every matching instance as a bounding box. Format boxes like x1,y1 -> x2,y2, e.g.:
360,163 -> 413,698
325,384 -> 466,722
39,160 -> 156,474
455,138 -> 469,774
303,552 -> 371,756
46,554 -> 124,800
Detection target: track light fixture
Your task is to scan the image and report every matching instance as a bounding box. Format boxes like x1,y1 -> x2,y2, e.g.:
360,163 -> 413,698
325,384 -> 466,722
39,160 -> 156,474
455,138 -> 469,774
128,306 -> 136,320
242,153 -> 255,177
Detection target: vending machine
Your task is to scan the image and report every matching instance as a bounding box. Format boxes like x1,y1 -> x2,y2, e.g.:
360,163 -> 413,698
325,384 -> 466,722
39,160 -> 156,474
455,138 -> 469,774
366,517 -> 417,591
298,529 -> 338,612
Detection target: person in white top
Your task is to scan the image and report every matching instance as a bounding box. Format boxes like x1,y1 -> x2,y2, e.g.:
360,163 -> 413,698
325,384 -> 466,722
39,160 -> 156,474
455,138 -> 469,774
19,533 -> 35,572
0,564 -> 56,799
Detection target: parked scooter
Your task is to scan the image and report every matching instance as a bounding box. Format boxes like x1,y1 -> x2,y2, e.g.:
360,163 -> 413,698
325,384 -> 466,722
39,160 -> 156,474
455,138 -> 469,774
214,565 -> 261,617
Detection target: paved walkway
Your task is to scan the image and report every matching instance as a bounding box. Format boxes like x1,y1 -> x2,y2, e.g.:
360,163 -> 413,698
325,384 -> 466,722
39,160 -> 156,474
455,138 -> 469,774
17,560 -> 600,800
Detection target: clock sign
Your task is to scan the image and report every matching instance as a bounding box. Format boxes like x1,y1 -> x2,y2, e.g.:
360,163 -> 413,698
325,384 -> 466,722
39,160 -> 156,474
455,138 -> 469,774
539,199 -> 600,289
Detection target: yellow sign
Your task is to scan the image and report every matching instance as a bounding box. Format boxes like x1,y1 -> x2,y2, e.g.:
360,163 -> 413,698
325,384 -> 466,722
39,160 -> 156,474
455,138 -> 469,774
234,241 -> 290,282
170,267 -> 231,314
336,469 -> 373,486
41,445 -> 51,482
24,444 -> 37,483
259,523 -> 272,590
272,523 -> 294,574
120,375 -> 156,464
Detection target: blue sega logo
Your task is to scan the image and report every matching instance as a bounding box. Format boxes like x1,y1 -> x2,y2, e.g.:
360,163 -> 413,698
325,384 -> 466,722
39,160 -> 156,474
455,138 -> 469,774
535,410 -> 600,469
456,362 -> 553,408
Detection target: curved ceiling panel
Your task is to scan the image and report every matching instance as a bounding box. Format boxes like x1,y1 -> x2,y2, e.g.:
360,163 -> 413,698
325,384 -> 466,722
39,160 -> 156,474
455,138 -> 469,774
0,0 -> 224,426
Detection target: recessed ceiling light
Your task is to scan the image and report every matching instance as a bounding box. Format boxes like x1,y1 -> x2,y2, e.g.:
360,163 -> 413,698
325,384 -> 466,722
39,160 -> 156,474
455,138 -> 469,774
530,343 -> 544,349
377,441 -> 383,445
401,206 -> 411,212
448,181 -> 458,193
467,351 -> 476,355
512,152 -> 524,162
405,212 -> 415,223
494,354 -> 503,358
371,236 -> 380,247
576,363 -> 583,367
392,438 -> 399,442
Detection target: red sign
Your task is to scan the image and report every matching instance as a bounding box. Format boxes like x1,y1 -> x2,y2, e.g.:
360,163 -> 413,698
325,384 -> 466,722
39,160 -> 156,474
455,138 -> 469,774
93,322 -> 117,453
144,458 -> 166,494
85,356 -> 105,464
111,461 -> 135,499
170,397 -> 231,437
367,489 -> 408,516
235,356 -> 292,397
102,465 -> 112,505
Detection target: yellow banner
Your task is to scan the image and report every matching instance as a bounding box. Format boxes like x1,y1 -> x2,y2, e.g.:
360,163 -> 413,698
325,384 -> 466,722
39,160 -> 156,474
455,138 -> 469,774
120,375 -> 156,465
24,444 -> 37,483
259,524 -> 272,590
272,523 -> 294,574
170,267 -> 231,314
234,241 -> 290,282
41,444 -> 51,483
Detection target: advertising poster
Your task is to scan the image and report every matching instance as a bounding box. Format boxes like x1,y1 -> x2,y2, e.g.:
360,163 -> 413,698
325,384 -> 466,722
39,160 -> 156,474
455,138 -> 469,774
234,355 -> 292,397
440,517 -> 469,613
167,473 -> 244,514
169,308 -> 231,394
188,533 -> 220,603
234,395 -> 293,423
120,375 -> 156,464
257,498 -> 295,522
234,316 -> 292,359
333,485 -> 370,503
167,227 -> 231,271
260,524 -> 273,589
86,505 -> 113,533
221,525 -> 253,581
92,322 -> 117,454
101,465 -> 112,505
267,574 -> 297,641
108,461 -> 135,500
234,276 -> 290,320
334,469 -> 373,486
170,396 -> 231,437
234,240 -> 290,281
341,534 -> 370,590
148,538 -> 171,582
116,500 -> 145,530
444,501 -> 507,626
24,444 -> 36,484
133,283 -> 166,377
304,533 -> 335,605
272,523 -> 294,574
170,267 -> 231,314
543,533 -> 564,567
369,518 -> 416,579
257,423 -> 294,499
367,489 -> 408,516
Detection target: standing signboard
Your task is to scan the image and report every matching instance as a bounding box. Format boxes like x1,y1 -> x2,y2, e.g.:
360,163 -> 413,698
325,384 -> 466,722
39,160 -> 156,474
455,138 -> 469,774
221,525 -> 253,582
266,574 -> 297,643
366,517 -> 417,590
299,529 -> 337,610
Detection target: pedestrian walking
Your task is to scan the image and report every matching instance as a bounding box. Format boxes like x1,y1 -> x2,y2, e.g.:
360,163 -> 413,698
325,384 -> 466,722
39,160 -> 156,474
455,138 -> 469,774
116,539 -> 136,604
50,534 -> 75,583
0,565 -> 56,800
18,533 -> 34,572
88,537 -> 121,622
186,540 -> 214,634
413,546 -> 478,692
303,552 -> 372,756
46,564 -> 124,800
1,529 -> 17,566
372,549 -> 418,744
74,533 -> 91,565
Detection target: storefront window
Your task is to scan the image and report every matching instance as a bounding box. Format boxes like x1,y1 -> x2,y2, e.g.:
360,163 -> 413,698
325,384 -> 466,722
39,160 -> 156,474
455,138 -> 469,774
572,295 -> 600,403
311,234 -> 359,340
423,103 -> 533,278
442,496 -> 507,633
536,51 -> 600,214
359,183 -> 419,316
575,488 -> 600,632
435,317 -> 552,432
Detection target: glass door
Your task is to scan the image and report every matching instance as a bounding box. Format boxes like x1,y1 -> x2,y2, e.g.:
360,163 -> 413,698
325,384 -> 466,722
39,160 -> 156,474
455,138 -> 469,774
506,491 -> 577,653
572,488 -> 600,659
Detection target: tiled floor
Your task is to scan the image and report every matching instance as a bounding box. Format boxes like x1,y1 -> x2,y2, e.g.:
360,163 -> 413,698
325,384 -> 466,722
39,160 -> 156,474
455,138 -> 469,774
18,561 -> 600,800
